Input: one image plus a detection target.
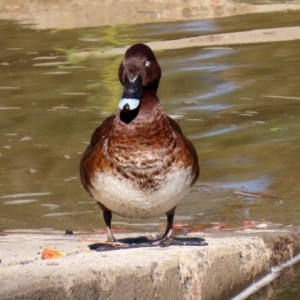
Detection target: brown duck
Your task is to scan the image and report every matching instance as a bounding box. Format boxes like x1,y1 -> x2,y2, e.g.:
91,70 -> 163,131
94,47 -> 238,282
80,43 -> 199,244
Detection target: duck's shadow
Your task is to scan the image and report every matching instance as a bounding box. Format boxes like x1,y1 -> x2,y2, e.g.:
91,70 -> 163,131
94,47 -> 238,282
89,236 -> 207,252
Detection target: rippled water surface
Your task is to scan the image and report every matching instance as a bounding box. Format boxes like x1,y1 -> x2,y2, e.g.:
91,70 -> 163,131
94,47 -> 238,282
1,9 -> 300,240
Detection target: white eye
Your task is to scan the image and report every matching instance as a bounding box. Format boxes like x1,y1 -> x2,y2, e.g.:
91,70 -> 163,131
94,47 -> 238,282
122,60 -> 125,66
145,61 -> 150,67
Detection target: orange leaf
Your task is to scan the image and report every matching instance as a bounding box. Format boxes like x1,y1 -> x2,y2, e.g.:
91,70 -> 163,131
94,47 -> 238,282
42,248 -> 64,259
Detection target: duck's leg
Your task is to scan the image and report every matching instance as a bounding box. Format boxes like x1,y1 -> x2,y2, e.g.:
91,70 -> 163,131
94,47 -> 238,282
162,209 -> 175,239
97,202 -> 116,242
152,206 -> 176,245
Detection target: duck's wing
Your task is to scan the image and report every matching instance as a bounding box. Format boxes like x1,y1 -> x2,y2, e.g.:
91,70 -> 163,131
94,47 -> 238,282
89,115 -> 115,148
166,115 -> 183,135
80,115 -> 115,193
166,115 -> 200,186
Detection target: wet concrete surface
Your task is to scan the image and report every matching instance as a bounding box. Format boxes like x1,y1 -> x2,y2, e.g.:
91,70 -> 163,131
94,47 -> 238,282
1,229 -> 300,299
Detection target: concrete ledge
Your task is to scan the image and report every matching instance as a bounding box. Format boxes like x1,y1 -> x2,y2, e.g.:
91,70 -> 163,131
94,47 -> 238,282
1,229 -> 300,299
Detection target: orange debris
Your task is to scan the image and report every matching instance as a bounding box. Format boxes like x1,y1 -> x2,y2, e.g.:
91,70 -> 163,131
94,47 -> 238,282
42,248 -> 64,259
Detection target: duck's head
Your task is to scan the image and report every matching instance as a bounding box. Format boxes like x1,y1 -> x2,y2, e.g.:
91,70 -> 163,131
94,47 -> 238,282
118,43 -> 161,112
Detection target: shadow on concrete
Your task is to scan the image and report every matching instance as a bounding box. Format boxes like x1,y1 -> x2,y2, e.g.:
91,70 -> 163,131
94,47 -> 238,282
88,236 -> 207,252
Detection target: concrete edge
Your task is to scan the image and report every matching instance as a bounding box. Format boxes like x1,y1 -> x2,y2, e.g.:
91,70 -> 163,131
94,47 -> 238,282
1,229 -> 300,299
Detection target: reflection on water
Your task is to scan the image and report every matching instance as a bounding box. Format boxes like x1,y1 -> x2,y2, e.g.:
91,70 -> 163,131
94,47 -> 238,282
219,175 -> 271,193
1,9 -> 300,238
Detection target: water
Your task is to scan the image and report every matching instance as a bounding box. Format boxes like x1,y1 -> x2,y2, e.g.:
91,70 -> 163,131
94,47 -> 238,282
1,7 -> 300,233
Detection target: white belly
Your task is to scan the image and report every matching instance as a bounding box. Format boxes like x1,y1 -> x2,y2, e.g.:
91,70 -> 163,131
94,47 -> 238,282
90,167 -> 192,218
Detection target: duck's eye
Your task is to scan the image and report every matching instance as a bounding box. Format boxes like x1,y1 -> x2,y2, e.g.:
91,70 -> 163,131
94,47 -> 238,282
145,61 -> 150,67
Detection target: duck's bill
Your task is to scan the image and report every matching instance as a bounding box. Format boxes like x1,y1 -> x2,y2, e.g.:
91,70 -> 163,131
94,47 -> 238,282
118,98 -> 140,112
119,75 -> 143,112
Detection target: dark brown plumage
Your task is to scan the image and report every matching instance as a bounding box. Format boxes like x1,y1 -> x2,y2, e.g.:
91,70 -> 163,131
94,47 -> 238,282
80,43 -> 199,243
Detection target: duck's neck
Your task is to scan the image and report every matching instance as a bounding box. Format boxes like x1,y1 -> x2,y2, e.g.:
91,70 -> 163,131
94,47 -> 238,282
114,90 -> 168,134
138,91 -> 162,115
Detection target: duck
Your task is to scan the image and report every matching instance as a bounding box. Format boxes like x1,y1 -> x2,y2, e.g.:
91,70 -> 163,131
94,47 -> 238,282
80,43 -> 199,244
